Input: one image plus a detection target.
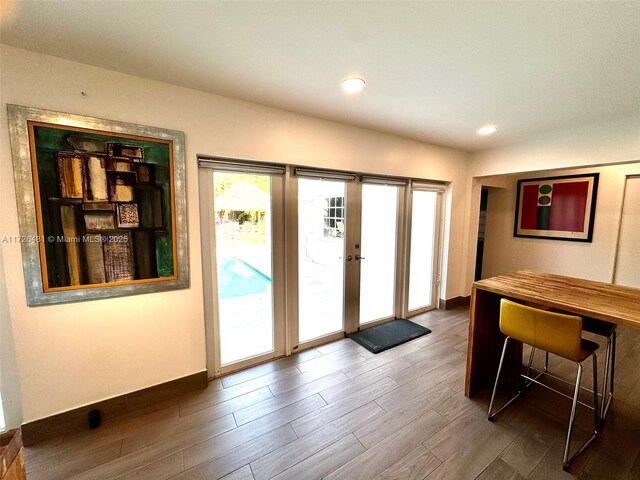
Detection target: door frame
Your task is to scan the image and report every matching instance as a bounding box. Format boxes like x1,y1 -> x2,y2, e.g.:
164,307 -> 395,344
402,181 -> 446,318
348,178 -> 407,332
287,168 -> 357,351
198,159 -> 287,377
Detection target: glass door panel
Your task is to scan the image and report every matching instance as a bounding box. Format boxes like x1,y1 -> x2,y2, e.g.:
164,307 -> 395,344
408,190 -> 438,312
298,178 -> 346,342
359,184 -> 399,324
214,172 -> 274,365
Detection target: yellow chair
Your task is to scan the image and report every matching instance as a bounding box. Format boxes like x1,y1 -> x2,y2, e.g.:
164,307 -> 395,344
487,299 -> 599,471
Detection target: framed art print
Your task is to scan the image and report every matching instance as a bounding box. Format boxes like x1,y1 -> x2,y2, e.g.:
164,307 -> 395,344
514,173 -> 599,242
7,105 -> 189,305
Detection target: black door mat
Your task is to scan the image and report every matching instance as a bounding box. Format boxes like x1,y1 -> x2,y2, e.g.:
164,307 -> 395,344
348,318 -> 431,354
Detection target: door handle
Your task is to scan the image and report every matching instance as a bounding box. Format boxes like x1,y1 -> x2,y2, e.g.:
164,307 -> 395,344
355,254 -> 365,260
345,255 -> 353,262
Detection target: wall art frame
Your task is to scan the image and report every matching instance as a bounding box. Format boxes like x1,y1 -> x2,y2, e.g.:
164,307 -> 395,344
514,172 -> 599,242
7,105 -> 189,306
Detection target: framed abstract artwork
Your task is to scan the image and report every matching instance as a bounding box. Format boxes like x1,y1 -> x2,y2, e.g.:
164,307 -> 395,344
514,173 -> 599,242
7,105 -> 189,305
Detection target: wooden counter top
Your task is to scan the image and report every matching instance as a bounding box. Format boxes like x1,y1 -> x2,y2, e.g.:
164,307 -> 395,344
473,270 -> 640,329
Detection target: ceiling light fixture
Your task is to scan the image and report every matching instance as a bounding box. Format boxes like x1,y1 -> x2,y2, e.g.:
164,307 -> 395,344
477,125 -> 498,136
341,77 -> 366,94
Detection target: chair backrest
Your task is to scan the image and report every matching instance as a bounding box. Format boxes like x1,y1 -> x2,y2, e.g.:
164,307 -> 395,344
500,299 -> 583,360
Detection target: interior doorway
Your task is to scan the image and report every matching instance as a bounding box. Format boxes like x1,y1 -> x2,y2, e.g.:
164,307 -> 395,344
475,187 -> 489,281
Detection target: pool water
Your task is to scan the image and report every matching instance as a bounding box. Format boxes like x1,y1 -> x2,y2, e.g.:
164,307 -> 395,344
217,257 -> 271,299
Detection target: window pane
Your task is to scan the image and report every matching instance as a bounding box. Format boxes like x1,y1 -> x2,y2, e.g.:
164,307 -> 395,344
408,191 -> 438,311
298,179 -> 345,341
214,172 -> 274,365
359,184 -> 399,323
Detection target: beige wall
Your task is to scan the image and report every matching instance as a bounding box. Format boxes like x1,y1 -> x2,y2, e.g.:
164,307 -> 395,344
463,116 -> 640,294
0,45 -> 470,423
481,163 -> 640,282
0,245 -> 23,430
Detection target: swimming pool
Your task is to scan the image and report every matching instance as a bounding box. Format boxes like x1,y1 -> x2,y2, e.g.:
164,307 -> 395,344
217,257 -> 271,299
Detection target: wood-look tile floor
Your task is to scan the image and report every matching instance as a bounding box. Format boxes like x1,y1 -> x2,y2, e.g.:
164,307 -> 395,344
24,307 -> 640,480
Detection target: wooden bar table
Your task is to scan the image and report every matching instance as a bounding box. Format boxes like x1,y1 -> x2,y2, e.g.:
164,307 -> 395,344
465,270 -> 640,398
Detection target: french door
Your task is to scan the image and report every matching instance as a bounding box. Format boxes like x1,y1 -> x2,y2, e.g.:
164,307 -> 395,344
200,159 -> 444,374
404,185 -> 443,315
199,159 -> 286,376
289,172 -> 441,351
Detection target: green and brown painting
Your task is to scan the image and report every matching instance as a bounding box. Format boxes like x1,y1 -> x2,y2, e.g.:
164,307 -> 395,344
29,122 -> 176,290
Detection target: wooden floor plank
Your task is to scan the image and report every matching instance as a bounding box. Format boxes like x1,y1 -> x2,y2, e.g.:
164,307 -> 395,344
527,428 -> 595,480
324,410 -> 449,480
221,362 -> 300,389
267,366 -> 348,397
177,424 -> 297,479
290,376 -> 398,437
71,415 -> 237,480
386,355 -> 458,389
179,386 -> 273,421
29,439 -> 123,480
295,349 -> 367,373
376,363 -> 458,412
424,424 -> 516,480
342,356 -> 412,381
219,465 -> 255,480
121,407 -> 241,456
250,402 -> 383,480
373,445 -> 441,480
118,452 -> 183,480
176,394 -> 326,473
233,371 -> 348,425
270,434 -> 365,480
354,383 -> 454,449
474,458 -> 524,480
498,413 -> 561,477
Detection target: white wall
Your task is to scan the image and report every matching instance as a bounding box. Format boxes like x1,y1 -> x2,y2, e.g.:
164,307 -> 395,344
481,163 -> 640,282
462,115 -> 640,294
0,45 -> 470,423
614,176 -> 640,287
0,245 -> 23,430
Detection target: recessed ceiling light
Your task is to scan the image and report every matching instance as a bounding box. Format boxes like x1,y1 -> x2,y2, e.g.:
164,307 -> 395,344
341,77 -> 366,94
477,125 -> 498,136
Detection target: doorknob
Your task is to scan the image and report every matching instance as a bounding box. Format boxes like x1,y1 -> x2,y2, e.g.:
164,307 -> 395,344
355,254 -> 365,260
345,255 -> 353,261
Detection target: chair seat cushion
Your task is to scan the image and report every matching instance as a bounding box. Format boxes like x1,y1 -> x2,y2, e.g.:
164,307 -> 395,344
573,338 -> 600,362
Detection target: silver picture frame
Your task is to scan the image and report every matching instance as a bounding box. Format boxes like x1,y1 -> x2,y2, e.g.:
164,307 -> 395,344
7,104 -> 189,305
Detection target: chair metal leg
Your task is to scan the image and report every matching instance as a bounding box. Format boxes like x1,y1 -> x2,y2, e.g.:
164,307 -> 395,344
600,335 -> 611,422
592,353 -> 599,431
603,329 -> 616,420
544,351 -> 549,372
488,337 -> 520,421
562,355 -> 599,471
611,329 -> 616,395
563,362 -> 583,469
524,347 -> 536,389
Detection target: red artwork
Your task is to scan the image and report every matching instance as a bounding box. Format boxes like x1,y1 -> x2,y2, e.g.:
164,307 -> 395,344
514,174 -> 598,242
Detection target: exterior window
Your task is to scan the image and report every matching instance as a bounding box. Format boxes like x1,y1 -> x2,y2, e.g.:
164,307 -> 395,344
323,196 -> 345,237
